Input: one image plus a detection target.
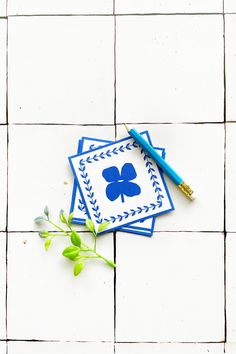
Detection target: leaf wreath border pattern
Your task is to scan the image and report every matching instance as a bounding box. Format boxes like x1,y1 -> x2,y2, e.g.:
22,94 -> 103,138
78,141 -> 164,224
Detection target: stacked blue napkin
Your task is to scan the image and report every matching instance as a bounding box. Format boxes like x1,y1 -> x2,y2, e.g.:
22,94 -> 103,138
69,131 -> 174,236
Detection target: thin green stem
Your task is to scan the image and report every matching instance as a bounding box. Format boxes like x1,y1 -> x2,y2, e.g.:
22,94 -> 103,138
47,232 -> 66,237
47,219 -> 69,234
46,220 -> 115,268
93,231 -> 97,252
82,244 -> 115,267
94,251 -> 115,267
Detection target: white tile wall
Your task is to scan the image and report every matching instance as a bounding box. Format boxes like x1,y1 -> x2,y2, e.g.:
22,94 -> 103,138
117,123 -> 224,231
8,125 -> 115,231
8,16 -> 114,124
224,1 -> 236,13
116,15 -> 224,124
0,234 -> 6,340
227,233 -> 236,342
116,232 -> 224,342
225,343 -> 236,353
7,341 -> 114,354
0,1 -> 6,19
116,343 -> 224,354
115,0 -> 223,14
0,342 -> 6,354
0,20 -> 6,124
8,0 -> 113,15
226,15 -> 236,121
226,123 -> 236,231
7,232 -> 114,340
0,2 -> 234,352
0,126 -> 7,231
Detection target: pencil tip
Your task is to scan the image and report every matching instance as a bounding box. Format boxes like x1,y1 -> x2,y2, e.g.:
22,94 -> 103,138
124,123 -> 130,132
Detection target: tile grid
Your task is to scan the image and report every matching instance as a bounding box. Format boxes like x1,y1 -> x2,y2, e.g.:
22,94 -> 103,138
2,1 -> 229,354
114,2 -> 226,353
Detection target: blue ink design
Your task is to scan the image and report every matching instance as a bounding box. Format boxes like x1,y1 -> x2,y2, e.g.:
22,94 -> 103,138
102,163 -> 141,203
70,136 -> 174,226
78,159 -> 102,224
78,198 -> 86,213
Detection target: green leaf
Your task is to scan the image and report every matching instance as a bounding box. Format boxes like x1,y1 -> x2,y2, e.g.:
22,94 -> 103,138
34,216 -> 46,225
97,221 -> 110,234
74,255 -> 83,261
44,206 -> 49,218
39,231 -> 49,238
85,219 -> 95,233
68,212 -> 74,225
59,210 -> 67,224
62,246 -> 80,260
44,238 -> 52,251
70,230 -> 81,247
73,262 -> 84,276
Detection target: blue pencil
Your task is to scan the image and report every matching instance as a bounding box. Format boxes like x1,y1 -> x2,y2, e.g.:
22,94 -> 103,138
125,124 -> 194,200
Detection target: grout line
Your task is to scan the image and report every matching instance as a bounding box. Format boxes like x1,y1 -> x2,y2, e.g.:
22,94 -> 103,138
5,7 -> 9,354
6,13 -> 224,17
1,338 -> 225,344
114,15 -> 117,138
2,339 -> 225,344
116,121 -> 225,125
223,1 -> 227,350
114,12 -> 224,16
113,10 -> 117,354
7,121 -> 229,126
11,123 -> 118,126
115,341 -> 226,344
5,339 -> 113,343
8,13 -> 114,17
113,232 -> 116,354
6,230 -> 226,234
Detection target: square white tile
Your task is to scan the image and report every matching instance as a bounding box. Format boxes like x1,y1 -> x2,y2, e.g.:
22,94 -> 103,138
0,20 -> 6,124
116,15 -> 224,123
115,0 -> 222,14
7,232 -> 114,340
0,126 -> 7,231
8,0 -> 112,15
116,232 -> 224,342
225,343 -> 236,353
224,1 -> 236,12
226,123 -> 236,231
226,15 -> 236,121
117,124 -> 224,231
8,341 -> 114,354
0,1 -> 6,19
0,233 -> 6,339
8,16 -> 114,124
8,125 -> 115,231
226,233 -> 236,342
116,343 -> 224,354
0,342 -> 6,354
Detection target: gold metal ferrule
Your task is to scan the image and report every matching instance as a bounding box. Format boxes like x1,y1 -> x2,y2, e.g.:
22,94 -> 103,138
178,182 -> 194,200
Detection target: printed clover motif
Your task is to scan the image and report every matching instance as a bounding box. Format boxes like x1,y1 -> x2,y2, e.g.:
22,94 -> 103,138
102,163 -> 141,203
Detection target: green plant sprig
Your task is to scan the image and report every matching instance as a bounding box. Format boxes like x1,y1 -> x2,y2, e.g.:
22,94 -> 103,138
35,206 -> 115,277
